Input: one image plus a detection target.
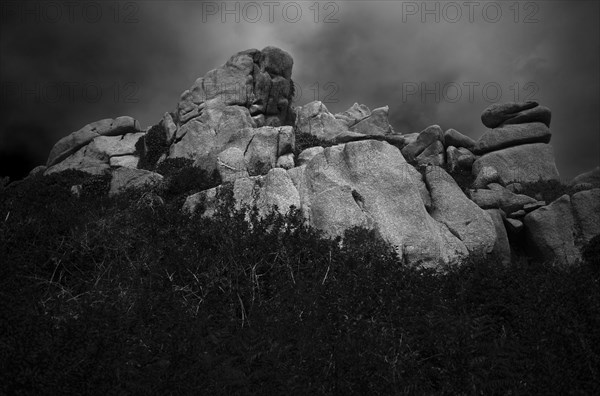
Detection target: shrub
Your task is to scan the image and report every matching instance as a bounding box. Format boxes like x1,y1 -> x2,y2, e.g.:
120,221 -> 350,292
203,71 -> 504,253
294,132 -> 334,157
137,122 -> 170,170
445,165 -> 475,192
154,158 -> 221,202
582,234 -> 600,268
2,174 -> 600,395
518,179 -> 573,203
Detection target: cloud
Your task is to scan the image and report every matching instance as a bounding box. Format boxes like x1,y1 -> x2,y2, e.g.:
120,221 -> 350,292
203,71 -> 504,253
0,0 -> 597,180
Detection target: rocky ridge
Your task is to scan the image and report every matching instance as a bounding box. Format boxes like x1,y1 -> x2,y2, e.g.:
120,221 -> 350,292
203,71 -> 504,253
27,47 -> 599,268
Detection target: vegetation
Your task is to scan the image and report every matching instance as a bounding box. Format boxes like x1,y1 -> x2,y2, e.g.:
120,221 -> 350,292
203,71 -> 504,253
517,179 -> 575,203
445,165 -> 475,193
1,170 -> 599,395
137,122 -> 171,171
294,132 -> 335,157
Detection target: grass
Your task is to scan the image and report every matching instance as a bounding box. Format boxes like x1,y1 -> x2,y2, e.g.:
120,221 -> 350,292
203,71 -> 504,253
1,170 -> 599,395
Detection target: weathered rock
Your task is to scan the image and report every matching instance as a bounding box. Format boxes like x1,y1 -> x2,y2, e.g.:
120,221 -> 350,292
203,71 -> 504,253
444,128 -> 476,150
472,166 -> 502,189
335,103 -> 371,127
524,195 -> 579,264
28,165 -> 47,177
481,101 -> 538,128
401,125 -> 444,162
176,47 -> 293,133
457,150 -> 476,169
508,210 -> 527,219
505,183 -> 523,194
348,106 -> 393,136
468,187 -> 537,214
45,145 -> 110,176
297,146 -> 324,166
446,146 -> 475,173
184,167 -> 300,220
161,112 -> 178,144
570,167 -> 600,189
502,105 -> 551,128
406,163 -> 432,210
504,217 -> 524,235
86,133 -> 145,161
446,146 -> 461,173
475,122 -> 551,154
217,147 -> 249,182
301,141 -> 469,267
169,106 -> 255,167
295,101 -> 357,143
168,119 -> 216,162
295,101 -> 349,142
472,143 -> 559,184
244,127 -> 280,176
109,168 -> 163,197
276,153 -> 295,170
47,116 -> 142,167
110,155 -> 139,168
523,201 -> 546,212
425,166 -> 496,257
486,209 -> 511,265
571,188 -> 600,243
416,140 -> 445,167
260,46 -> 293,79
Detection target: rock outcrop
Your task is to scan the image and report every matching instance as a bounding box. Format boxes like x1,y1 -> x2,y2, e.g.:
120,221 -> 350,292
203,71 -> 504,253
35,47 -> 596,268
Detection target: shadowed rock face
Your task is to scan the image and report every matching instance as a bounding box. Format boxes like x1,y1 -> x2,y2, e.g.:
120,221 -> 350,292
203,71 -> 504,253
36,47 -> 599,268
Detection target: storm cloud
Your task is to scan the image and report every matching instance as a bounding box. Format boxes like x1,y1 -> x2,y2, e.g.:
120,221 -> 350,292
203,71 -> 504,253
1,0 -> 598,180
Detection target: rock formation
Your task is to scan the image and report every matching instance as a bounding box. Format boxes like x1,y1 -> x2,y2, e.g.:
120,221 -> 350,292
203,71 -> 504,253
33,47 -> 599,268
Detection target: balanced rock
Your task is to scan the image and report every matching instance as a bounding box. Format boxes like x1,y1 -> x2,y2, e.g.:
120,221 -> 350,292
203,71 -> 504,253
47,116 -> 142,167
475,122 -> 551,154
401,125 -> 444,163
335,104 -> 393,136
177,47 -> 293,126
444,128 -> 476,150
472,143 -> 559,184
295,101 -> 352,142
416,140 -> 445,167
502,106 -> 551,128
481,101 -> 538,128
468,186 -> 537,214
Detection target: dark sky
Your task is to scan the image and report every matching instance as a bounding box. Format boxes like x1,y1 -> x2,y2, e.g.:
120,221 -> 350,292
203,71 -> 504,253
1,0 -> 599,181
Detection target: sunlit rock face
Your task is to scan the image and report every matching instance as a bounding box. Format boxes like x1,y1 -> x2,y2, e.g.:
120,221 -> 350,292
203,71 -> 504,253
38,47 -> 599,268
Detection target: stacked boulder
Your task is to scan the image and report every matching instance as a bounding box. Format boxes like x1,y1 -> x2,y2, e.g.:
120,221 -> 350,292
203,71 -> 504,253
164,46 -> 296,180
38,116 -> 164,196
473,101 -> 557,184
33,47 -> 599,268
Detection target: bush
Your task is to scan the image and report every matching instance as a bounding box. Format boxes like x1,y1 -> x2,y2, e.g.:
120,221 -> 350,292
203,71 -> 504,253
137,122 -> 170,170
1,175 -> 600,395
582,234 -> 600,268
294,132 -> 334,157
445,165 -> 475,192
154,158 -> 221,201
518,179 -> 573,203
